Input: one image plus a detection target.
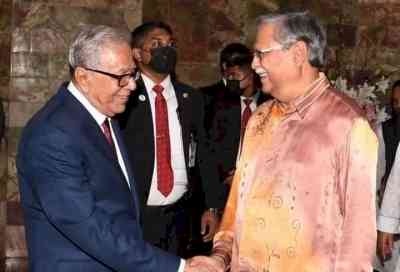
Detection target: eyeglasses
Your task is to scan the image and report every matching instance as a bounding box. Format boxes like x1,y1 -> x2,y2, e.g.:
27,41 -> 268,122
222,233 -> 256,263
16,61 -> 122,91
253,46 -> 284,60
85,67 -> 141,87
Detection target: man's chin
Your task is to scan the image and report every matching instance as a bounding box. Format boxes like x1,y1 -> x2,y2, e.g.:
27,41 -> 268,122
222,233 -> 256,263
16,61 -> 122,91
111,105 -> 127,115
261,84 -> 272,94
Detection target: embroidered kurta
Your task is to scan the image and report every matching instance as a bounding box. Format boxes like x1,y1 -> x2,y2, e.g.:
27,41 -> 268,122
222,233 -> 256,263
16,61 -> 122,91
214,74 -> 378,272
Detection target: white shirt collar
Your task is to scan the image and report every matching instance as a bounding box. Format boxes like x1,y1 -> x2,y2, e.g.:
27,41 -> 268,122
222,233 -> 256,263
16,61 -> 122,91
67,81 -> 107,126
241,90 -> 260,102
141,73 -> 174,100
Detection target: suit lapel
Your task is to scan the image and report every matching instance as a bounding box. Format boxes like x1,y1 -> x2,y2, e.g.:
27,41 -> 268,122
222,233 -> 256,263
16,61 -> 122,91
135,80 -> 154,149
63,88 -> 117,164
62,88 -> 132,191
133,79 -> 155,198
111,119 -> 134,184
111,118 -> 140,216
173,82 -> 190,165
233,97 -> 242,149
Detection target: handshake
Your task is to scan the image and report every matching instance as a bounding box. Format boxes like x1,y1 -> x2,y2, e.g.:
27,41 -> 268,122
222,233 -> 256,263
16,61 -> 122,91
184,254 -> 228,272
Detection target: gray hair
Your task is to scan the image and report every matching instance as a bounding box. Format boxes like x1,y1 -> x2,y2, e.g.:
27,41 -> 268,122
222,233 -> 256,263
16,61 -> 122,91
256,11 -> 327,68
68,25 -> 131,72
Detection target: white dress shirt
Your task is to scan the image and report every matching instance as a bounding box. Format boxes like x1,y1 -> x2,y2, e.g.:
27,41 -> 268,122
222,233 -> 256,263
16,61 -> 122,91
376,138 -> 400,272
141,73 -> 188,206
239,92 -> 259,115
378,142 -> 400,233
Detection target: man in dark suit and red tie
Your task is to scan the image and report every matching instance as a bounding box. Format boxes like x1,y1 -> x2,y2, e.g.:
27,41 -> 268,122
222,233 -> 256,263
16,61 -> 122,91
119,21 -> 219,257
17,24 -> 202,272
199,43 -> 271,210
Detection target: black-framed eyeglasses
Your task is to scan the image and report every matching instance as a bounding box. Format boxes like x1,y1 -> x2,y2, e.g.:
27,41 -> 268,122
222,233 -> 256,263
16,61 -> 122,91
84,67 -> 140,87
253,45 -> 284,60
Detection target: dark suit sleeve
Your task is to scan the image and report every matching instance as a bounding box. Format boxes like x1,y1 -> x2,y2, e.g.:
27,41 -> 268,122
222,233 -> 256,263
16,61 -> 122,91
24,127 -> 180,272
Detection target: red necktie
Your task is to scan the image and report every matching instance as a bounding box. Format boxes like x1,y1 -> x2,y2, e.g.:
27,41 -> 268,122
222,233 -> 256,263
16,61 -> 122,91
102,118 -> 117,157
240,98 -> 253,141
153,84 -> 173,197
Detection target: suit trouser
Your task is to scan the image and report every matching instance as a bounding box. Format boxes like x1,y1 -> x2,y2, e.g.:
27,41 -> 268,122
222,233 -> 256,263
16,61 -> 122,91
142,196 -> 191,258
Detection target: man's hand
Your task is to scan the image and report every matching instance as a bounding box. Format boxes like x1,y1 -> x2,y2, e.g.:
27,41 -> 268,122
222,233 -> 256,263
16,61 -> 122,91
201,210 -> 220,242
377,230 -> 394,264
185,256 -> 225,272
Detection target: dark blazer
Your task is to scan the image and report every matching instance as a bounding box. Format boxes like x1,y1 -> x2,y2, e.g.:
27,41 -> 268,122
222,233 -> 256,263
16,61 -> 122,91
199,82 -> 271,208
17,84 -> 180,272
119,78 -> 205,212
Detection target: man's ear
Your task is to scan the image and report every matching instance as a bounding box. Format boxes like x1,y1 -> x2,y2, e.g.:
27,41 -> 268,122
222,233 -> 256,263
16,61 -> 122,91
74,67 -> 90,93
132,48 -> 142,62
292,40 -> 308,67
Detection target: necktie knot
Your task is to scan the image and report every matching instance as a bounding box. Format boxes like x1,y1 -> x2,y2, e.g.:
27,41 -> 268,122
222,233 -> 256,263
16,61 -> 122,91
244,98 -> 253,106
153,84 -> 164,94
102,119 -> 111,132
240,98 -> 253,155
101,118 -> 117,157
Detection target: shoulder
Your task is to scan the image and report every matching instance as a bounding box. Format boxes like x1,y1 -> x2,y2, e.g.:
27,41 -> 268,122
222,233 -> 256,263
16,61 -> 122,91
172,80 -> 203,101
172,80 -> 195,92
323,87 -> 365,119
314,88 -> 375,145
20,84 -> 86,146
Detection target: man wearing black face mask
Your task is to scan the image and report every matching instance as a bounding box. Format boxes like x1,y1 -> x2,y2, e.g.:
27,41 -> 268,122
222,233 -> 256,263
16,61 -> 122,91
199,43 -> 271,216
118,21 -> 218,258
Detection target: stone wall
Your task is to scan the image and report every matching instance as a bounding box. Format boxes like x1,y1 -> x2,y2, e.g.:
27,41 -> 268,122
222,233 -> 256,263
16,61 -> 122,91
141,0 -> 400,87
1,0 -> 400,271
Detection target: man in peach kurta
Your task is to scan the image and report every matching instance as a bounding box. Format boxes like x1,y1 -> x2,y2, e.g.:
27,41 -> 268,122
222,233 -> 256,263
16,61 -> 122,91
189,11 -> 377,272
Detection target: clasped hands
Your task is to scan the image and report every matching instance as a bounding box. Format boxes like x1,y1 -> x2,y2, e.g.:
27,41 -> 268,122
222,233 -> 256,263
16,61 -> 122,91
184,255 -> 226,272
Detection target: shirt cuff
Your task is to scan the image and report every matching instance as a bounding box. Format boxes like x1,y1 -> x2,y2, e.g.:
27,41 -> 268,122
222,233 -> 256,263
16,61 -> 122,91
377,215 -> 400,233
178,259 -> 185,272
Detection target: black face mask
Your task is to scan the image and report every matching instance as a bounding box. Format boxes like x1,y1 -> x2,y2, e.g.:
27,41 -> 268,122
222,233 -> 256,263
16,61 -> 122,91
226,79 -> 244,96
148,46 -> 177,74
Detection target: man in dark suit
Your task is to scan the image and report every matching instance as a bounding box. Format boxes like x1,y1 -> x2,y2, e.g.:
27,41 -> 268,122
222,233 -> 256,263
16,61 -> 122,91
17,25 -> 197,272
119,21 -> 218,257
200,43 -> 271,210
381,80 -> 400,188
